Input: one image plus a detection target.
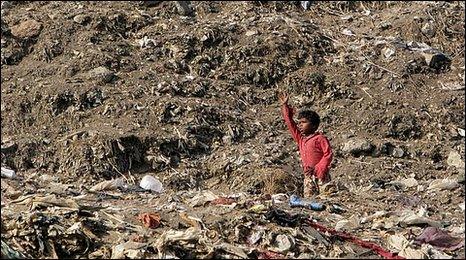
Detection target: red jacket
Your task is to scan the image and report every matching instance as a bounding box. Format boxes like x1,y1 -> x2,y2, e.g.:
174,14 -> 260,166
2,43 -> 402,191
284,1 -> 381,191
282,103 -> 333,180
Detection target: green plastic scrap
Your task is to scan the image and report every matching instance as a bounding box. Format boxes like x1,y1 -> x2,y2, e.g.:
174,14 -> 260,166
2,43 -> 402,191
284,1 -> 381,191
1,240 -> 25,259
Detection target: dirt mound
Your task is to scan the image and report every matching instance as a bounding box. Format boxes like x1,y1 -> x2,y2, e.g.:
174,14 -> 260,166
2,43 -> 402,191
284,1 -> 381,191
1,1 -> 464,259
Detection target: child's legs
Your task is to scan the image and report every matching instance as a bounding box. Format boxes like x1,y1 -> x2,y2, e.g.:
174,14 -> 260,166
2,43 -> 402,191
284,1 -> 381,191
304,173 -> 332,198
303,175 -> 319,198
322,172 -> 331,183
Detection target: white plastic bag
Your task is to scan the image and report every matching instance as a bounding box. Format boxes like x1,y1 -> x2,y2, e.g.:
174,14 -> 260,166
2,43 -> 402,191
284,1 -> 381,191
1,167 -> 16,179
140,175 -> 163,193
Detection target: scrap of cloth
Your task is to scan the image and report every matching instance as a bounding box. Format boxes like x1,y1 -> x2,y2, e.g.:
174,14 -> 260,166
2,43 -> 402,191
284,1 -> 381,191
414,227 -> 465,251
138,212 -> 161,229
306,220 -> 404,259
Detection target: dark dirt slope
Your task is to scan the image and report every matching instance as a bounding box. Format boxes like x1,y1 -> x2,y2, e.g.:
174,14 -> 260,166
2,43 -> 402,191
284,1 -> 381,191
1,1 -> 464,187
1,1 -> 465,259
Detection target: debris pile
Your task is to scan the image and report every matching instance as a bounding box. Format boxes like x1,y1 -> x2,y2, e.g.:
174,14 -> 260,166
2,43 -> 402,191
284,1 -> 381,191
1,1 -> 464,259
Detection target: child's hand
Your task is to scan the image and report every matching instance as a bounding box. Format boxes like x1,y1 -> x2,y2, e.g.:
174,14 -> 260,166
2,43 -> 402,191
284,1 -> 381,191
278,92 -> 289,105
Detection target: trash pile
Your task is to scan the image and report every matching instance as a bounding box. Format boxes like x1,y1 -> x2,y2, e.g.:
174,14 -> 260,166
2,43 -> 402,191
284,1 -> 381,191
1,1 -> 464,259
2,172 -> 464,258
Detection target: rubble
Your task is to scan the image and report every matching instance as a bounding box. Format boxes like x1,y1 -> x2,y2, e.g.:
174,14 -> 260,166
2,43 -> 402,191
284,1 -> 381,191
422,52 -> 451,70
87,66 -> 115,84
10,19 -> 42,38
1,1 -> 464,259
341,138 -> 375,156
427,178 -> 460,191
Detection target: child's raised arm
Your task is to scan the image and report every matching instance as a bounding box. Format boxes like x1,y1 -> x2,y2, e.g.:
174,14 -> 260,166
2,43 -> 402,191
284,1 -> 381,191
278,92 -> 289,105
279,92 -> 301,143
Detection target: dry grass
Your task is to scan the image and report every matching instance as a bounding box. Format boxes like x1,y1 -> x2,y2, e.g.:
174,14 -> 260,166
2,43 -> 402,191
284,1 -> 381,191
259,167 -> 301,195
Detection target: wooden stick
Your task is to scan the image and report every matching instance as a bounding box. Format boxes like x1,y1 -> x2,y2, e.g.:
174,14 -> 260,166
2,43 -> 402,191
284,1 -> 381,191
363,56 -> 400,77
350,159 -> 373,165
359,87 -> 373,99
107,158 -> 129,183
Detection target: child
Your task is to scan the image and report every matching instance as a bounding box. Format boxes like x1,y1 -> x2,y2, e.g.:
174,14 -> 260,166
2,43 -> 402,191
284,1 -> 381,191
278,92 -> 333,198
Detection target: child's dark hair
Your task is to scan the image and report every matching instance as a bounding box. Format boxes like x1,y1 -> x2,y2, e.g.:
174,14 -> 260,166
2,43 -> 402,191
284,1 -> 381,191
298,110 -> 320,128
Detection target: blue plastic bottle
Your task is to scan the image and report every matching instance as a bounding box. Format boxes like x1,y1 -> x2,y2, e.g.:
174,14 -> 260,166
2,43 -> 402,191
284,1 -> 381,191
289,195 -> 325,211
309,202 -> 325,211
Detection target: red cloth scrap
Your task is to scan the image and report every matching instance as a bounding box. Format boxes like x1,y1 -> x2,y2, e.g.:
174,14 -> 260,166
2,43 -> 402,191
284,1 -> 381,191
306,219 -> 404,259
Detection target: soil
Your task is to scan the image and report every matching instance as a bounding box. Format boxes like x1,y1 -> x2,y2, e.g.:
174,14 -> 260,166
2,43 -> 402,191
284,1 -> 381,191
1,1 -> 465,259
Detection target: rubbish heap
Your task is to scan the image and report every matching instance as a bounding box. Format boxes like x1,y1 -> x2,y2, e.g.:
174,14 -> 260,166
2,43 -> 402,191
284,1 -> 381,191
1,1 -> 464,259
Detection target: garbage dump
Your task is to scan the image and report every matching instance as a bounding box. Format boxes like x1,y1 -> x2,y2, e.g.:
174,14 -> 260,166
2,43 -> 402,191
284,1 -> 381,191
1,1 -> 464,259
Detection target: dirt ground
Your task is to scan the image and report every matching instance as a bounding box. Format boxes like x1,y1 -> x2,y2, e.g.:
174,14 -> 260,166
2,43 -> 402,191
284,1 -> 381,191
1,1 -> 465,259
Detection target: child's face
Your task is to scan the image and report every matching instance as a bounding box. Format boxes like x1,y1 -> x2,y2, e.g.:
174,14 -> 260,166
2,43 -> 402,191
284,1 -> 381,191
298,117 -> 315,136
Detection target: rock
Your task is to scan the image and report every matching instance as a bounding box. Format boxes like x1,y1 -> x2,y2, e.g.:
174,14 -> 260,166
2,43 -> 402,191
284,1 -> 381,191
175,1 -> 193,16
141,1 -> 161,7
73,14 -> 90,24
428,178 -> 459,190
459,203 -> 465,212
456,168 -> 465,184
273,234 -> 295,253
1,140 -> 17,154
341,138 -> 374,156
388,177 -> 418,190
382,47 -> 395,59
1,1 -> 12,16
421,22 -> 435,37
422,52 -> 450,70
10,19 -> 42,38
378,21 -> 391,30
87,66 -> 114,83
245,30 -> 258,37
458,128 -> 465,137
447,150 -> 464,169
390,147 -> 405,158
378,143 -> 406,158
341,28 -> 355,36
222,135 -> 233,145
335,215 -> 360,231
1,19 -> 10,34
